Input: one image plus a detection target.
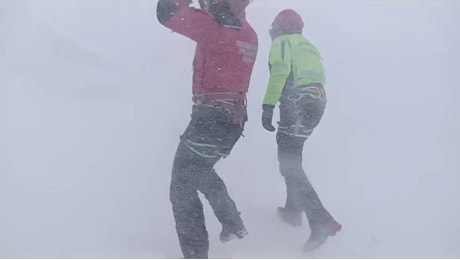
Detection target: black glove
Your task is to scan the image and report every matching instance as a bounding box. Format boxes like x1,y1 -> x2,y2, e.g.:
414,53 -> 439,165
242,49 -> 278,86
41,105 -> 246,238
262,104 -> 276,132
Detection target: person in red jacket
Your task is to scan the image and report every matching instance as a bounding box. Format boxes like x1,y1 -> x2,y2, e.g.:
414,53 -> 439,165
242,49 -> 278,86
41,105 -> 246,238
157,0 -> 258,258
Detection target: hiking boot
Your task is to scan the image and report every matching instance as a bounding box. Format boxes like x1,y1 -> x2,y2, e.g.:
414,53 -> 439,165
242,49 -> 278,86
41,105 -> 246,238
219,225 -> 248,243
304,219 -> 342,251
277,206 -> 302,227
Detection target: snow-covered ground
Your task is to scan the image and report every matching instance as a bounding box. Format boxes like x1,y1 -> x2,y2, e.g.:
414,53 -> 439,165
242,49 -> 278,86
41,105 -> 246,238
1,0 -> 459,258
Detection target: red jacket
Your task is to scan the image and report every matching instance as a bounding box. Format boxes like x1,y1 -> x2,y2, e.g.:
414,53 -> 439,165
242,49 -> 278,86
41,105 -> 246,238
158,1 -> 258,96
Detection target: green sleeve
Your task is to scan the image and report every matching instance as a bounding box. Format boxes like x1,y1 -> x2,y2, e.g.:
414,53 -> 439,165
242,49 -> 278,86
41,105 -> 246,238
263,38 -> 292,106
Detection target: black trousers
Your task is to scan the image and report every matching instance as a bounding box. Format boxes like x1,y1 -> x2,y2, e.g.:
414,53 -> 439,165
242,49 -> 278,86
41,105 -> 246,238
277,87 -> 333,226
170,105 -> 245,259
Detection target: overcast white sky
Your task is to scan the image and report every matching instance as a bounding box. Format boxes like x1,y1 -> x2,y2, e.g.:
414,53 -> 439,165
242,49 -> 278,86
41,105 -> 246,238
1,0 -> 459,258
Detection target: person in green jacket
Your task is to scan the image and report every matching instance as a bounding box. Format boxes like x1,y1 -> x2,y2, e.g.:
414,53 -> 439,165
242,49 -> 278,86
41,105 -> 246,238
261,9 -> 342,251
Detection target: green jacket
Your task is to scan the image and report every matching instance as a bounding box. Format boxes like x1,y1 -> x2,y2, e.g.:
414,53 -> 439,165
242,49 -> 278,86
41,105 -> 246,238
263,34 -> 325,106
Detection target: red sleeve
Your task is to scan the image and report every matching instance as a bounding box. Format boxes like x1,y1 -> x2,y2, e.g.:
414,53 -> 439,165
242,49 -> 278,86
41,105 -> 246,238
165,6 -> 218,44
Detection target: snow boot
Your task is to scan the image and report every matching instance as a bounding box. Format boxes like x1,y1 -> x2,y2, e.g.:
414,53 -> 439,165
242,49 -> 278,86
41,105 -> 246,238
304,219 -> 342,251
219,225 -> 248,243
277,206 -> 302,227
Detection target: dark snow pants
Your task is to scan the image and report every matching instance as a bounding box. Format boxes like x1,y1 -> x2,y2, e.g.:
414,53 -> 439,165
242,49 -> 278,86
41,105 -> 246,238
170,105 -> 245,259
277,84 -> 334,226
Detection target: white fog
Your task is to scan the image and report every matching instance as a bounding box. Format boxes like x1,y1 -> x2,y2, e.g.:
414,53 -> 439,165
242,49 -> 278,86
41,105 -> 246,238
1,0 -> 459,258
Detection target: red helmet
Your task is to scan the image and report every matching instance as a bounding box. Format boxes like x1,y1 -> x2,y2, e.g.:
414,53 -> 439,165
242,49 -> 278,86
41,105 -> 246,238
272,9 -> 304,34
